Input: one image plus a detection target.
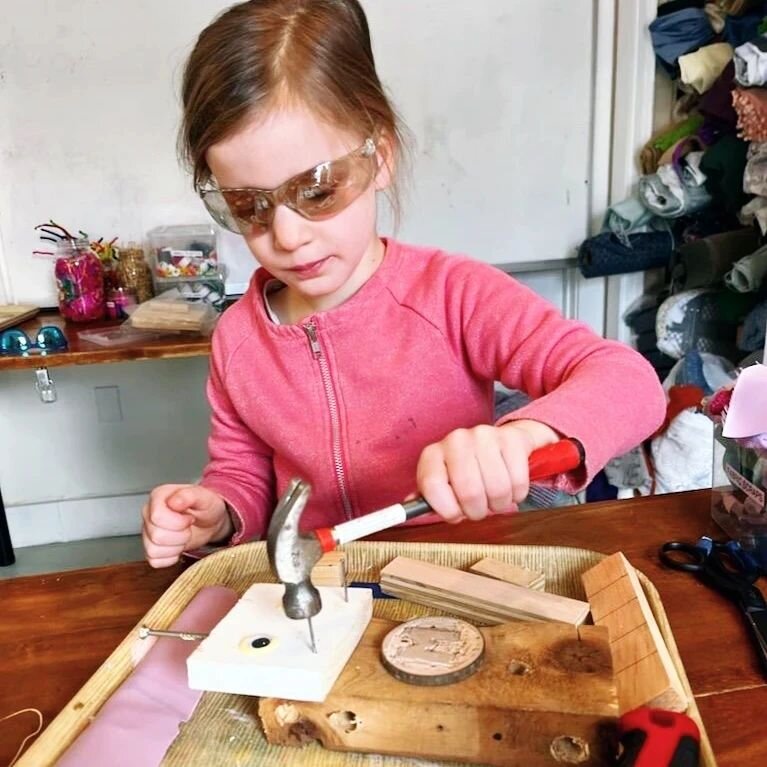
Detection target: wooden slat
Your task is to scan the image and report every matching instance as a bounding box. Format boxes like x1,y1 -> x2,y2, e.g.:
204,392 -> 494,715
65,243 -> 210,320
468,557 -> 545,589
581,552 -> 688,714
380,556 -> 589,626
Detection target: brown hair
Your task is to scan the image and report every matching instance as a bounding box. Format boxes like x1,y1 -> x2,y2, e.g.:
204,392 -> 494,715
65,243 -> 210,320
179,0 -> 409,216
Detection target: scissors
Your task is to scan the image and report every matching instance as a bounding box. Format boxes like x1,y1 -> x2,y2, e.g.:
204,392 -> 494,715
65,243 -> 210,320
660,536 -> 767,677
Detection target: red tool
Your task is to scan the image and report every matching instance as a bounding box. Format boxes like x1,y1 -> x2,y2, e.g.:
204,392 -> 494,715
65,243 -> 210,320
313,437 -> 584,552
617,707 -> 700,767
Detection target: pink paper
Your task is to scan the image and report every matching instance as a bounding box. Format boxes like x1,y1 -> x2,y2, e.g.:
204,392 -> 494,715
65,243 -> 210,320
56,585 -> 239,767
722,364 -> 767,438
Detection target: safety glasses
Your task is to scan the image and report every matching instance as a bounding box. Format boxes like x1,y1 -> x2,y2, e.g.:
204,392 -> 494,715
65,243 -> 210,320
0,326 -> 68,356
198,138 -> 378,235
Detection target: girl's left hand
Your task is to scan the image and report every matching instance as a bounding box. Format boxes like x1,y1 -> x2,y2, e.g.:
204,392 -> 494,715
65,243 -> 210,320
416,420 -> 560,524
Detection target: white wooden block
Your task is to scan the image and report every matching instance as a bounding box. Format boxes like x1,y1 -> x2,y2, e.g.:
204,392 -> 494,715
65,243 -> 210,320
187,583 -> 372,702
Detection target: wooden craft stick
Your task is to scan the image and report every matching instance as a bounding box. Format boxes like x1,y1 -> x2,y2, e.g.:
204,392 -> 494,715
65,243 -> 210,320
581,552 -> 688,713
468,557 -> 545,590
380,556 -> 589,626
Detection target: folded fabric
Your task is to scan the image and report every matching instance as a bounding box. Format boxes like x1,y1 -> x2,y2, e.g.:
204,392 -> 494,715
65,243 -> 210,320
699,61 -> 738,129
640,114 -> 706,174
734,34 -> 767,85
705,2 -> 727,34
725,10 -> 767,48
577,231 -> 674,278
639,167 -> 712,218
733,86 -> 767,141
671,226 -> 761,289
679,42 -> 734,93
743,141 -> 767,196
725,243 -> 767,291
601,196 -> 660,244
700,133 -> 751,213
740,296 -> 767,350
720,0 -> 767,15
656,287 -> 754,360
56,585 -> 240,767
740,194 -> 767,232
657,134 -> 706,170
650,8 -> 715,75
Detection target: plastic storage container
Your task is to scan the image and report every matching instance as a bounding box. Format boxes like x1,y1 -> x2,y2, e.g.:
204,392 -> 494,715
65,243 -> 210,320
54,238 -> 105,321
711,424 -> 767,568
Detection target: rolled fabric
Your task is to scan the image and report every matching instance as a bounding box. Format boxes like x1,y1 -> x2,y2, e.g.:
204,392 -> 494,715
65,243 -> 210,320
700,133 -> 751,213
743,141 -> 767,195
704,2 -> 727,34
577,231 -> 674,278
724,10 -> 766,48
725,243 -> 767,291
671,226 -> 761,289
640,114 -> 705,174
740,297 -> 767,351
639,166 -> 712,218
650,8 -> 715,73
739,194 -> 767,233
734,35 -> 767,86
733,86 -> 767,141
679,42 -> 734,94
698,61 -> 738,129
602,196 -> 657,244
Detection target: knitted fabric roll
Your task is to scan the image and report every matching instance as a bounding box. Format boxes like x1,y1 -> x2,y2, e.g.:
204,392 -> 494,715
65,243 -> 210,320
679,42 -> 734,93
577,231 -> 674,278
733,86 -> 767,141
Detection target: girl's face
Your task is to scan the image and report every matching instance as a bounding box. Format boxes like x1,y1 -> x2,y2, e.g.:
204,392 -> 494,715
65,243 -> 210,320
206,105 -> 390,319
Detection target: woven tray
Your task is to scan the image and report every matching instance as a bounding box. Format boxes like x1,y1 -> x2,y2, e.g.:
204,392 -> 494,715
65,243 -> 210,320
18,542 -> 717,767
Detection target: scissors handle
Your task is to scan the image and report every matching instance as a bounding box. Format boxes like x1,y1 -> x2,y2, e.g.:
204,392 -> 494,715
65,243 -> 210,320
659,541 -> 706,573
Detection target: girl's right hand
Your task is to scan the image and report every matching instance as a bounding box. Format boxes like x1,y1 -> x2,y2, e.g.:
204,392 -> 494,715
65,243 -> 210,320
142,484 -> 233,568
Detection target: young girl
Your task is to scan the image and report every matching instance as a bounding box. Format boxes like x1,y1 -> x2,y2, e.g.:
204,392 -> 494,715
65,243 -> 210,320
142,0 -> 666,568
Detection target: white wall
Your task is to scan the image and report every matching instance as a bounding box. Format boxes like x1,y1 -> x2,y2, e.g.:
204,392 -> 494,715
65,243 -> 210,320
0,1 -> 620,548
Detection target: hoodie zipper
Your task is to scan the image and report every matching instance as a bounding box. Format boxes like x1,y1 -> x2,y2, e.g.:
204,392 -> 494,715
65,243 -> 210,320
303,321 -> 354,520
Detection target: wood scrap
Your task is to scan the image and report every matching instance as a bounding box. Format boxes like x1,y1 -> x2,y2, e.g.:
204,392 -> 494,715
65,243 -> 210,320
310,551 -> 346,587
259,617 -> 618,767
0,304 -> 39,332
581,552 -> 688,714
380,556 -> 590,626
468,556 -> 545,590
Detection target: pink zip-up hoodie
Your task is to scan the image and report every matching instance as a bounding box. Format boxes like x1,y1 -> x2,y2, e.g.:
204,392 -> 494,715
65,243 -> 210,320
201,238 -> 666,542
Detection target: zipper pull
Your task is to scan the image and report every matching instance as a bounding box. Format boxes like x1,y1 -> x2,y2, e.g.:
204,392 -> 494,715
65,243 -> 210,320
304,322 -> 322,357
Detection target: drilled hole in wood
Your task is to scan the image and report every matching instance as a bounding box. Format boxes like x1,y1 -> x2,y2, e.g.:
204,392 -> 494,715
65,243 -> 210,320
328,710 -> 360,733
274,703 -> 300,727
436,724 -> 445,732
492,732 -> 503,741
550,735 -> 590,764
507,659 -> 532,676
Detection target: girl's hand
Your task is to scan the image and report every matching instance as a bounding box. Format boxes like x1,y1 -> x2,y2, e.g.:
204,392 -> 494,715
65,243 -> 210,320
142,484 -> 233,568
416,420 -> 560,524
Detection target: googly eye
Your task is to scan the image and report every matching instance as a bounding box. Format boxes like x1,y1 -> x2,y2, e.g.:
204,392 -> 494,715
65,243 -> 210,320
238,635 -> 277,655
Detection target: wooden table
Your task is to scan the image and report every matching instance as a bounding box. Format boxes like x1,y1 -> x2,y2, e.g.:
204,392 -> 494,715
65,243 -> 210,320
1,489 -> 764,766
0,309 -> 212,565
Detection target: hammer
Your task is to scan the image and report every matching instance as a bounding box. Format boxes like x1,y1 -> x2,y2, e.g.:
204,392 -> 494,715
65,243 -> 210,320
266,438 -> 583,652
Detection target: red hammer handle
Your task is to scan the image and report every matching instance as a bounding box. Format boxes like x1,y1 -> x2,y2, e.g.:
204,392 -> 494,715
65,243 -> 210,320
314,438 -> 584,552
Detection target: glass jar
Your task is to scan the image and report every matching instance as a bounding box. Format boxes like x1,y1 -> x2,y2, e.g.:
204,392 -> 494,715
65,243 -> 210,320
54,238 -> 105,322
117,244 -> 154,303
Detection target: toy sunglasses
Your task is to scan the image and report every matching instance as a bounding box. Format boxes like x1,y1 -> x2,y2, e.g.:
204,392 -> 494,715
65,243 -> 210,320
0,326 -> 68,356
197,138 -> 378,235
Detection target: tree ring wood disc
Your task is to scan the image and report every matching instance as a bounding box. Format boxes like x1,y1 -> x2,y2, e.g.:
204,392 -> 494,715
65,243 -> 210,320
380,616 -> 485,686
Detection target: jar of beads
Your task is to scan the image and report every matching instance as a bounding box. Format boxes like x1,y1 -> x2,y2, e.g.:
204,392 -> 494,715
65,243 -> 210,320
117,244 -> 154,304
54,238 -> 105,321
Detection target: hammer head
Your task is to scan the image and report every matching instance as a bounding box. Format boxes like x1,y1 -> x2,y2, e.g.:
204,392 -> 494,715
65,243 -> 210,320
266,478 -> 323,621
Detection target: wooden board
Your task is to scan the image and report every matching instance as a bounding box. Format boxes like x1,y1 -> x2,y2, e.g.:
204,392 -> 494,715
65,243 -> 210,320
187,584 -> 372,702
582,552 -> 688,714
468,556 -> 546,589
381,556 -> 589,626
259,618 -> 618,767
0,304 -> 39,332
311,551 -> 346,587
